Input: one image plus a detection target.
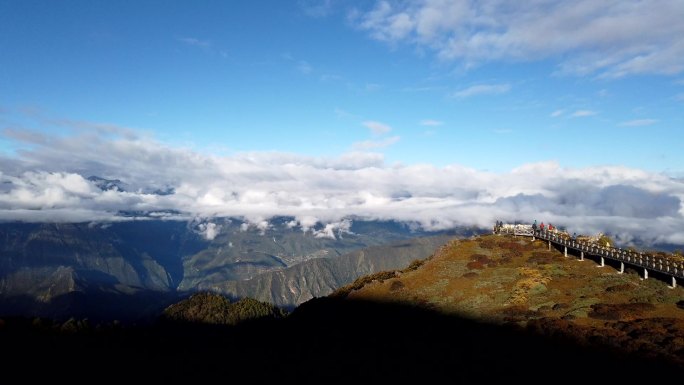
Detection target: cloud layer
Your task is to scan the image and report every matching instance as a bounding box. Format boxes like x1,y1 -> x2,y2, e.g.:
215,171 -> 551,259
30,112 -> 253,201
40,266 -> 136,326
451,83 -> 511,99
354,0 -> 684,77
1,128 -> 684,246
362,120 -> 393,135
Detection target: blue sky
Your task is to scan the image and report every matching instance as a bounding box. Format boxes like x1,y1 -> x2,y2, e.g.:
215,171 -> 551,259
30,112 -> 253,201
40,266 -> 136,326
2,1 -> 682,172
1,1 -> 684,244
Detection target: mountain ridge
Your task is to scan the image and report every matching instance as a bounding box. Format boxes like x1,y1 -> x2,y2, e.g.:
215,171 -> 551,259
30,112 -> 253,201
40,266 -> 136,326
337,233 -> 684,365
208,235 -> 452,308
0,233 -> 681,382
0,220 -> 464,319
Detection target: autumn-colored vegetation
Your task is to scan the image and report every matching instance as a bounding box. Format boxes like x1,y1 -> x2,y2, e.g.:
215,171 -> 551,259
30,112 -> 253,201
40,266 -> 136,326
342,233 -> 684,366
330,270 -> 400,298
466,254 -> 497,269
1,233 -> 682,383
588,303 -> 656,320
403,258 -> 427,272
162,292 -> 287,325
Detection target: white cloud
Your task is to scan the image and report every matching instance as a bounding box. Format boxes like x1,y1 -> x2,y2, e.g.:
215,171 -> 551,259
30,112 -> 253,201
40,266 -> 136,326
177,37 -> 230,59
297,61 -> 313,74
365,83 -> 382,91
550,109 -> 565,118
451,84 -> 510,99
619,119 -> 658,127
352,136 -> 401,150
419,119 -> 443,126
362,120 -> 392,135
178,37 -> 211,48
402,85 -> 447,93
313,219 -> 352,239
281,53 -> 314,74
300,0 -> 336,18
334,107 -> 357,120
2,126 -> 684,246
320,74 -> 343,82
571,110 -> 598,117
197,222 -> 222,240
354,1 -> 684,77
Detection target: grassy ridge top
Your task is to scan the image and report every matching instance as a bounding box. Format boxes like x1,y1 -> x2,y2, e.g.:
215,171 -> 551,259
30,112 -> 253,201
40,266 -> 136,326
339,234 -> 684,364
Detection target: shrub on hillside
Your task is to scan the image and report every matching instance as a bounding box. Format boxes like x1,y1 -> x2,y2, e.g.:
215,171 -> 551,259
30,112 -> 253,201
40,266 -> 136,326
330,270 -> 399,298
500,241 -> 533,252
588,303 -> 655,320
389,280 -> 405,292
403,258 -> 426,272
527,251 -> 562,265
498,242 -> 525,258
467,254 -> 497,269
228,298 -> 287,324
606,284 -> 632,293
480,238 -> 497,249
501,306 -> 539,322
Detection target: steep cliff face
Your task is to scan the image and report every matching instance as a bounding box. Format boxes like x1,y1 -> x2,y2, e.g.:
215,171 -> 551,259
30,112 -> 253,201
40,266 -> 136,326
207,236 -> 453,308
0,222 -> 203,318
0,223 -> 186,298
177,219 -> 443,289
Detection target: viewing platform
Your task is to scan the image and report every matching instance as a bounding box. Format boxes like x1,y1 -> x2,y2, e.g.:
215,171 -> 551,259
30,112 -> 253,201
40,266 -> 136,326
494,223 -> 683,289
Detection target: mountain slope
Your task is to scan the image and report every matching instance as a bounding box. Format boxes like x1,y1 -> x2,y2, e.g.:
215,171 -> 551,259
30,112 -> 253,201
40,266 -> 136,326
162,292 -> 286,325
0,219 -> 463,319
338,234 -> 684,365
207,235 -> 452,308
0,222 -> 196,300
177,218 -> 451,287
1,234 -> 682,383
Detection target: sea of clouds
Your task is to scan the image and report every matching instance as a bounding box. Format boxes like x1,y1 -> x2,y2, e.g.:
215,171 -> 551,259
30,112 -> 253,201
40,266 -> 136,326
1,127 -> 683,246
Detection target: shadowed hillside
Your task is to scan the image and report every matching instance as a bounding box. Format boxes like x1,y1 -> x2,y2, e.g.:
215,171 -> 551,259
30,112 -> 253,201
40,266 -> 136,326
162,292 -> 287,324
0,296 -> 680,384
0,234 -> 681,383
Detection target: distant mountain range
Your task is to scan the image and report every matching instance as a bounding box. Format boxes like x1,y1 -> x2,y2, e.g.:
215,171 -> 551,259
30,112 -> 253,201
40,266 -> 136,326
204,235 -> 453,308
0,218 -> 472,319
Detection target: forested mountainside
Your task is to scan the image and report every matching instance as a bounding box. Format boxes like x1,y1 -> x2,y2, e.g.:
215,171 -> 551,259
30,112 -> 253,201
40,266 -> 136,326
0,219 -> 467,319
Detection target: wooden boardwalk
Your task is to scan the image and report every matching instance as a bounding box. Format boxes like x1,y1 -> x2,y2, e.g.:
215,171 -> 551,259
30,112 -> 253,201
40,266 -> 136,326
495,223 -> 683,288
